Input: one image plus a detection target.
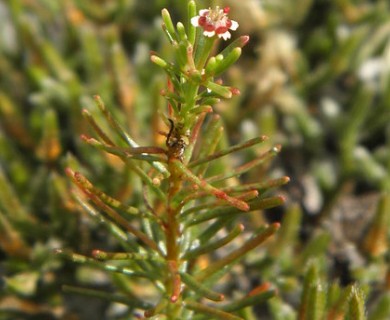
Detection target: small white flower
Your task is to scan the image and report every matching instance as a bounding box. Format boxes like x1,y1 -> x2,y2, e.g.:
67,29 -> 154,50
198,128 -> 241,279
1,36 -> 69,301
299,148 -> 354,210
191,6 -> 239,40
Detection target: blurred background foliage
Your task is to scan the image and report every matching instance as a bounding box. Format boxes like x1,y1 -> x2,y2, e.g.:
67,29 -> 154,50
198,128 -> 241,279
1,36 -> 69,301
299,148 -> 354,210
0,0 -> 389,319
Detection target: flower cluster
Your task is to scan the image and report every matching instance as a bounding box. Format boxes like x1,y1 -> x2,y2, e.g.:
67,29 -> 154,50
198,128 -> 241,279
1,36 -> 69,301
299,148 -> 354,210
191,6 -> 239,40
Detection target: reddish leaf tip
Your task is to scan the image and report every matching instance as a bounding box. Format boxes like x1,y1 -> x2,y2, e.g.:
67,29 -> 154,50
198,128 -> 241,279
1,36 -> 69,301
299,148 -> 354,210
241,35 -> 250,46
53,248 -> 63,255
92,250 -> 109,261
272,222 -> 281,229
240,202 -> 250,211
80,134 -> 89,141
230,87 -> 241,96
91,249 -> 102,257
260,135 -> 269,141
204,105 -> 213,113
64,167 -> 74,177
273,144 -> 282,153
248,282 -> 272,296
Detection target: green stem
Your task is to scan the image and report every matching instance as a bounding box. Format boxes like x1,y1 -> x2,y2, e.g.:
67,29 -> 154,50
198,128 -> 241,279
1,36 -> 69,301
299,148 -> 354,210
164,157 -> 185,318
166,161 -> 182,262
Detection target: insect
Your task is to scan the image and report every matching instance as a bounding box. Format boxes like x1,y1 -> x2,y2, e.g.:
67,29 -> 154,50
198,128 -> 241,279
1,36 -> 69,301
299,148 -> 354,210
166,119 -> 189,161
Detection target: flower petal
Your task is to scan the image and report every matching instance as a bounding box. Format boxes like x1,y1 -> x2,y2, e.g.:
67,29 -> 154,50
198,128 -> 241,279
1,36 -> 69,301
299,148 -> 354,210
219,31 -> 231,40
203,30 -> 216,38
191,16 -> 200,27
230,20 -> 239,31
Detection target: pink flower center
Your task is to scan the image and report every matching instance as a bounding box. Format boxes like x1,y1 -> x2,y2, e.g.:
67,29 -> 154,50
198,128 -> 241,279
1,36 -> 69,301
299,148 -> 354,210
204,23 -> 215,32
198,16 -> 207,26
193,6 -> 237,38
216,26 -> 228,35
225,19 -> 232,28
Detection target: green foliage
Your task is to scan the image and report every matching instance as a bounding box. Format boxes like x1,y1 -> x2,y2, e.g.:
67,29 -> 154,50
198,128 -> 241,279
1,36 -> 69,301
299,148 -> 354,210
0,0 -> 390,319
62,3 -> 286,316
